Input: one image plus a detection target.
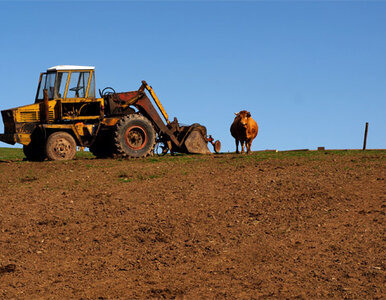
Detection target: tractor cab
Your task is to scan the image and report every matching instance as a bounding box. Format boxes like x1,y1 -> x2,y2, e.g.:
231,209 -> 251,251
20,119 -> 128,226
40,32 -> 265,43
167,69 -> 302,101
33,65 -> 102,121
35,65 -> 96,103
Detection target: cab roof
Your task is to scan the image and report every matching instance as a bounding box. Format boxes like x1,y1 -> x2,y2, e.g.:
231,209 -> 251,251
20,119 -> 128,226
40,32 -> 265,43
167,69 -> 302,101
47,65 -> 95,71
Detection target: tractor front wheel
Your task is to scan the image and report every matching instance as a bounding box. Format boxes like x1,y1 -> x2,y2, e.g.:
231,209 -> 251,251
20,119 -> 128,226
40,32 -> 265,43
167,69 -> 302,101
45,132 -> 77,161
114,114 -> 156,158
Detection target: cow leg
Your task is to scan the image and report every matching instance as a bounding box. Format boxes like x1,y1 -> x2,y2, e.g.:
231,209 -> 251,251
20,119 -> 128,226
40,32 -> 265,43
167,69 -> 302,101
235,139 -> 239,154
246,141 -> 251,154
241,141 -> 245,154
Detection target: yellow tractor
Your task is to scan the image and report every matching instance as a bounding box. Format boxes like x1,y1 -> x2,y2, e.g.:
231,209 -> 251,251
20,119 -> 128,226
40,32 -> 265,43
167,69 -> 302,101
0,65 -> 220,160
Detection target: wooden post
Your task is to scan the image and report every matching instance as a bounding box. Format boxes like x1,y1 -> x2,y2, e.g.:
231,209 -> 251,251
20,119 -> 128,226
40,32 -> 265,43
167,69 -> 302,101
362,122 -> 369,150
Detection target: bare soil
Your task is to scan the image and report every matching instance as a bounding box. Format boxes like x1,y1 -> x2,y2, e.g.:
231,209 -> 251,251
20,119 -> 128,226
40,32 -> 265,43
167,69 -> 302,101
0,150 -> 385,299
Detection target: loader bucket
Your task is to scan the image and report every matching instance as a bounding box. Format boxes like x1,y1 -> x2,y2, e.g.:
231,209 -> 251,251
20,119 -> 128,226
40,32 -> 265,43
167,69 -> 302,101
167,122 -> 220,155
183,128 -> 211,154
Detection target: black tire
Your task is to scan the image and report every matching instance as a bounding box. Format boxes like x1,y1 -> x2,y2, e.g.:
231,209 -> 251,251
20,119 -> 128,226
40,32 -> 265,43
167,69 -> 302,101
23,141 -> 46,161
45,132 -> 77,161
89,129 -> 115,158
114,114 -> 156,158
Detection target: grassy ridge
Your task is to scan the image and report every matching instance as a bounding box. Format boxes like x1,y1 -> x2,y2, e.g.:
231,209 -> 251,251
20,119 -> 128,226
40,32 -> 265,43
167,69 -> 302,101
0,147 -> 384,162
0,148 -> 94,161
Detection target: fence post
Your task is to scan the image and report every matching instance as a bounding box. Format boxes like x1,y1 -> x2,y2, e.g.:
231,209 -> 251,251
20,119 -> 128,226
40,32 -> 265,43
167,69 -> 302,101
362,122 -> 369,150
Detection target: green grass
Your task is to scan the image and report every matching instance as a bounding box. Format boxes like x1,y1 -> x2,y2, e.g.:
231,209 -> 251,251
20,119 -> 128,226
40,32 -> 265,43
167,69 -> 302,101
0,147 -> 25,160
75,150 -> 94,159
0,147 -> 384,162
0,147 -> 94,161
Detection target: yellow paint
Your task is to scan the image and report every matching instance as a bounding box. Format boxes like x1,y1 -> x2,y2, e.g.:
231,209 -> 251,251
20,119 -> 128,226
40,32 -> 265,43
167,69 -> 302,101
73,122 -> 94,137
102,117 -> 119,126
84,124 -> 95,135
13,101 -> 57,123
75,122 -> 85,135
143,82 -> 170,125
85,70 -> 93,98
16,133 -> 31,145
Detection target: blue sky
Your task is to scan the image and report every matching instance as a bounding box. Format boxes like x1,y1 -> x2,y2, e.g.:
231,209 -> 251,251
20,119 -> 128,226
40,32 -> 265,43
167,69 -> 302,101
0,1 -> 385,152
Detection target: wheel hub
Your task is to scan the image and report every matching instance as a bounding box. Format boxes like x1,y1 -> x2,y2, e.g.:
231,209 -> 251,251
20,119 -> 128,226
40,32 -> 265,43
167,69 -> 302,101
53,138 -> 72,158
125,126 -> 147,150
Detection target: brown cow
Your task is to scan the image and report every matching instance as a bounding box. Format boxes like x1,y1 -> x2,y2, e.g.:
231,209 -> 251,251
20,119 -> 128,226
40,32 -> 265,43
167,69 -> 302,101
230,110 -> 258,154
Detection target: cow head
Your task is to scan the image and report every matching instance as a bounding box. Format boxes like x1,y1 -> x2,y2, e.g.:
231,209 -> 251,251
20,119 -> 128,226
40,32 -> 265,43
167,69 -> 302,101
234,110 -> 251,129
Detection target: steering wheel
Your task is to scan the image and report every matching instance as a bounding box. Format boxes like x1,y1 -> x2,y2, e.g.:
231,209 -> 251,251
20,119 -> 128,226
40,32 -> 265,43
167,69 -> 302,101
99,87 -> 116,97
69,86 -> 84,92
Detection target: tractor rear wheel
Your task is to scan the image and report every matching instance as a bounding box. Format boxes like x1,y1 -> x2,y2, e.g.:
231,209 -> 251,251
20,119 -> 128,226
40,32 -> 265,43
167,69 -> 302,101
114,114 -> 156,158
45,132 -> 77,161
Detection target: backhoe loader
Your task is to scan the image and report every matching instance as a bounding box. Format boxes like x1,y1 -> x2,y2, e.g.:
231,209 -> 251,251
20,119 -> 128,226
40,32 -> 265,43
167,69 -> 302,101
0,65 -> 220,160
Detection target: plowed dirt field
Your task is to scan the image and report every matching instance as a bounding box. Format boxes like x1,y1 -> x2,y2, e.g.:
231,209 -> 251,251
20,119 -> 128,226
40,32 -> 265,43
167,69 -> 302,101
0,150 -> 385,299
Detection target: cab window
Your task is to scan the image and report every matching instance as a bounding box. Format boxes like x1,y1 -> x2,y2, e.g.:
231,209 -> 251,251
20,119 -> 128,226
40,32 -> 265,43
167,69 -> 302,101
46,72 -> 56,99
36,72 -> 56,101
56,72 -> 69,99
66,71 -> 90,98
36,73 -> 47,101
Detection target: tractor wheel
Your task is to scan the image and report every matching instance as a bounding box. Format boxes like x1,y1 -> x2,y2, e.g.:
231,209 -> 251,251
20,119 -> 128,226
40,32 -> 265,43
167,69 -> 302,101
23,141 -> 46,161
45,132 -> 77,161
114,114 -> 156,158
89,129 -> 115,158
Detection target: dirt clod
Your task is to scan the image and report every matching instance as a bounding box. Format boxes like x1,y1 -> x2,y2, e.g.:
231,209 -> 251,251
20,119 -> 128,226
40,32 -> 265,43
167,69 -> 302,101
0,264 -> 16,274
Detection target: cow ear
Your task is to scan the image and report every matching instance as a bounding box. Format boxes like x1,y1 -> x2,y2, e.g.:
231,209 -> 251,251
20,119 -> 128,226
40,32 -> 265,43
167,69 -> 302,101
234,112 -> 238,116
247,112 -> 251,118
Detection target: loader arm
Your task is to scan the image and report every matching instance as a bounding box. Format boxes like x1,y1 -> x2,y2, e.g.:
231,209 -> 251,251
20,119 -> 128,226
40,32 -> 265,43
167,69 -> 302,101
140,80 -> 170,125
